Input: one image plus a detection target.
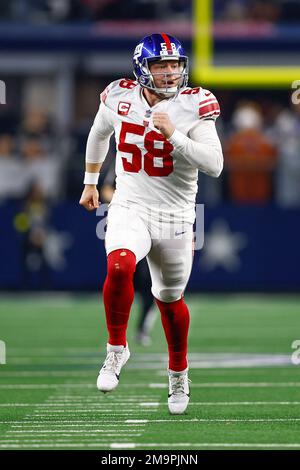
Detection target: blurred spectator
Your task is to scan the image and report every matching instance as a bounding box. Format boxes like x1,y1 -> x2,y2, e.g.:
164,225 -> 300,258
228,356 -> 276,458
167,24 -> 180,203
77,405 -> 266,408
21,135 -> 61,200
225,102 -> 277,204
214,0 -> 249,21
0,134 -> 28,202
0,0 -> 92,23
19,108 -> 55,151
0,0 -> 192,22
47,0 -> 92,22
272,103 -> 300,208
214,0 -> 300,23
2,0 -> 300,23
19,182 -> 51,289
0,3 -> 11,19
247,1 -> 281,23
89,0 -> 160,20
16,180 -> 73,288
21,109 -> 50,135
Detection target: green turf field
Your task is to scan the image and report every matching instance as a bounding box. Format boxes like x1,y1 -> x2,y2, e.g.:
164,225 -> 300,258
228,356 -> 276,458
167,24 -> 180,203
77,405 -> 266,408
0,294 -> 300,450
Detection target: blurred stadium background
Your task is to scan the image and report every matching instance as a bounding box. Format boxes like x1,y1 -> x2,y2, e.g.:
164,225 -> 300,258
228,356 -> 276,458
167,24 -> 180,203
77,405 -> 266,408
1,0 -> 300,451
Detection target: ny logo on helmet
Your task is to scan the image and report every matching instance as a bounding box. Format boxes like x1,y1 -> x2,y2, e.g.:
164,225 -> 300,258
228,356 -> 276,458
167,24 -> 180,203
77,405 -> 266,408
133,43 -> 144,64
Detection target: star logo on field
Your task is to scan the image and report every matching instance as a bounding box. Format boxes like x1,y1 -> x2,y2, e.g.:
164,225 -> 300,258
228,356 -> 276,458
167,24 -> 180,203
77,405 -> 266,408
200,219 -> 247,272
43,230 -> 73,270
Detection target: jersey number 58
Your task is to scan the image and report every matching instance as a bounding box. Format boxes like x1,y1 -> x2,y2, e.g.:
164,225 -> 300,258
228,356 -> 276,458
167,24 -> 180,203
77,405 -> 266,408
118,122 -> 174,177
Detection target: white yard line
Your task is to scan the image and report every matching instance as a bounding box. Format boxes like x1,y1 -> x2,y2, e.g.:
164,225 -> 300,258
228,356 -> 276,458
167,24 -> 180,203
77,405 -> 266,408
5,352 -> 292,359
0,439 -> 132,445
0,389 -> 148,447
0,420 -> 146,424
0,443 -> 122,448
1,392 -> 144,447
0,403 -> 157,407
10,424 -> 145,428
45,398 -> 158,403
50,395 -> 158,398
110,442 -> 300,449
5,433 -> 142,438
0,384 -> 94,389
30,409 -> 157,413
125,418 -> 300,423
0,372 -> 94,377
1,382 -> 300,389
4,417 -> 300,424
29,414 -> 154,418
140,401 -> 300,406
5,417 -> 300,426
149,382 -> 300,388
7,429 -> 143,434
1,442 -> 300,449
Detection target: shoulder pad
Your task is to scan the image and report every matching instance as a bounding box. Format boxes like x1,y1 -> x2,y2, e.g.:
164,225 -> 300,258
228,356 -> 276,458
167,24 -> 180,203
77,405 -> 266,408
100,78 -> 138,107
198,88 -> 220,121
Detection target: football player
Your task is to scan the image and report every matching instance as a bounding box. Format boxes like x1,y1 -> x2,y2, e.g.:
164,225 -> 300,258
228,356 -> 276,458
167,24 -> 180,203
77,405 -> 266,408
79,33 -> 223,414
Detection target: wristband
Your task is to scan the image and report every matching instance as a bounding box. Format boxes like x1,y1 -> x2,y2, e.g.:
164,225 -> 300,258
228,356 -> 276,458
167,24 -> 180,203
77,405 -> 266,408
84,172 -> 99,185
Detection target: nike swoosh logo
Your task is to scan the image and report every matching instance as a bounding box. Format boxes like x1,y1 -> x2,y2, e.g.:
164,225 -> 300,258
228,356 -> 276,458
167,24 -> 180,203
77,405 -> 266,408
175,231 -> 186,236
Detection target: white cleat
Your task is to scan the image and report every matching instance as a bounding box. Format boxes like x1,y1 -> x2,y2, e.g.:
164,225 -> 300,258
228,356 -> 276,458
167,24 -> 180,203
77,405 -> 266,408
168,369 -> 190,415
97,343 -> 130,393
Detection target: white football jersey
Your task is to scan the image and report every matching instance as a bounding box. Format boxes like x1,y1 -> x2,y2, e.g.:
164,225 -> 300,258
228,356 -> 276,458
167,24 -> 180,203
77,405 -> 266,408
98,78 -> 220,223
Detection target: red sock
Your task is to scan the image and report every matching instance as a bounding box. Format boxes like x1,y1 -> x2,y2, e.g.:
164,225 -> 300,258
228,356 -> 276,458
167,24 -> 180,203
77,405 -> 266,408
102,249 -> 136,346
155,297 -> 190,372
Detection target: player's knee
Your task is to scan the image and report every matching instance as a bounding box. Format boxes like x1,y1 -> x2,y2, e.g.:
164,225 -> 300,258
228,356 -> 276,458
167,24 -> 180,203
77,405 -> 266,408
107,249 -> 136,282
153,287 -> 182,303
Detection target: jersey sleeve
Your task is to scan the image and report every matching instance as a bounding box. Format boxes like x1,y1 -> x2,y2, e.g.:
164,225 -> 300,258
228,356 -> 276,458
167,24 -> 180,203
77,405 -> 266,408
92,102 -> 114,136
169,120 -> 223,177
100,80 -> 116,106
198,88 -> 221,122
85,92 -> 115,164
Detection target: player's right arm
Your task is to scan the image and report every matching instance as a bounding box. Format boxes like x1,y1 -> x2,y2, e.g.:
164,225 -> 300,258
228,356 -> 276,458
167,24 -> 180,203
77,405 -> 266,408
79,162 -> 103,211
79,98 -> 114,212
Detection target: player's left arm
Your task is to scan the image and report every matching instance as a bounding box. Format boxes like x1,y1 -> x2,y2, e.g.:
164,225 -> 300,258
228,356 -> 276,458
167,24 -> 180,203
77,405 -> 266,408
153,93 -> 223,177
175,120 -> 223,177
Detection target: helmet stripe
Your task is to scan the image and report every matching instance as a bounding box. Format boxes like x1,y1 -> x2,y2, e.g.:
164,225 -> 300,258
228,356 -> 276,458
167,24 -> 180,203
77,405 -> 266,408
160,33 -> 172,53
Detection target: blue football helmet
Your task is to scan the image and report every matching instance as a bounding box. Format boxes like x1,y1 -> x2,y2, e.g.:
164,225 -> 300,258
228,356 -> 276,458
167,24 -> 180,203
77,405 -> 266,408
133,33 -> 189,97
